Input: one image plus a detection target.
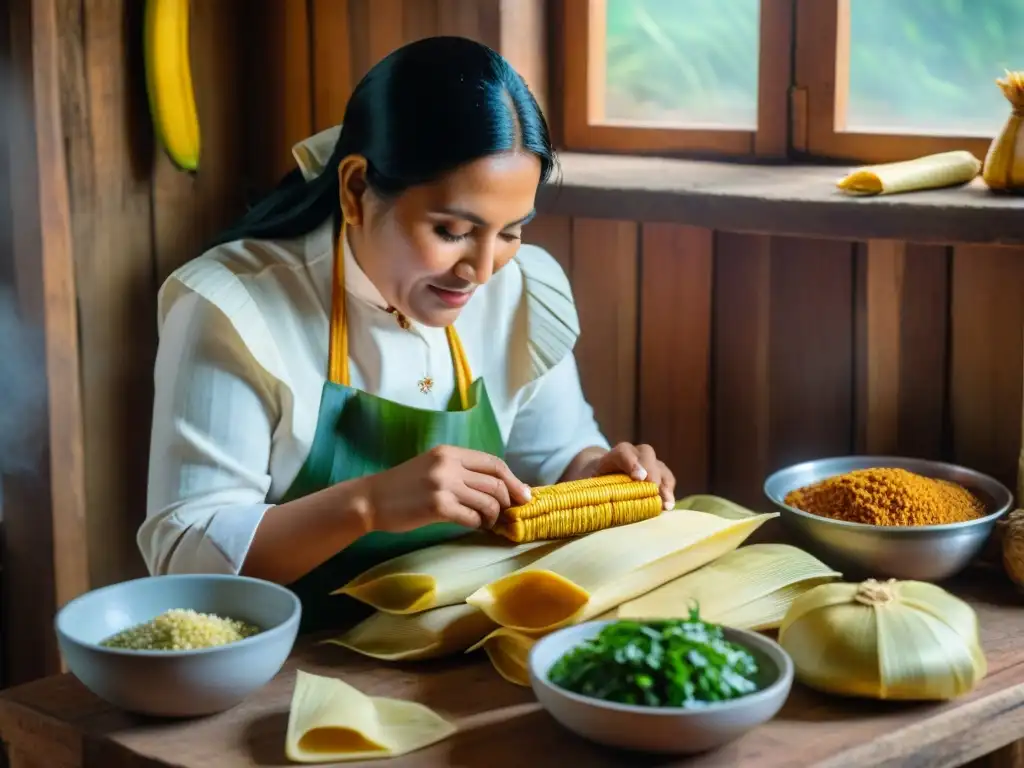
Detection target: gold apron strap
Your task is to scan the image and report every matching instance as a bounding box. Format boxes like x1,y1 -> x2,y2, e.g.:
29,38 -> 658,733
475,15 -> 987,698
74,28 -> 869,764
327,227 -> 473,409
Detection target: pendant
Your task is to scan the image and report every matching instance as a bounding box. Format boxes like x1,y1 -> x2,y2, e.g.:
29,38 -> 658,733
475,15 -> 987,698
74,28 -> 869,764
418,376 -> 434,394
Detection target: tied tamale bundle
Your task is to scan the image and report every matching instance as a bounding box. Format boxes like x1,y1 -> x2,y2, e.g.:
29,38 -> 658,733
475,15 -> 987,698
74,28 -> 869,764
467,509 -> 776,634
494,474 -> 663,543
982,70 -> 1024,191
779,579 -> 987,701
336,534 -> 564,614
610,543 -> 841,630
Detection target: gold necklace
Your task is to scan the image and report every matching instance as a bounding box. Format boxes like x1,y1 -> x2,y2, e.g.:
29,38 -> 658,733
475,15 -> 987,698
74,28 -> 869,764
385,306 -> 434,395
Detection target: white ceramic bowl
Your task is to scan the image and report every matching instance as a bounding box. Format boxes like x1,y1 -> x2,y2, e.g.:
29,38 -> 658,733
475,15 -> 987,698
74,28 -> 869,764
529,620 -> 793,754
55,574 -> 301,717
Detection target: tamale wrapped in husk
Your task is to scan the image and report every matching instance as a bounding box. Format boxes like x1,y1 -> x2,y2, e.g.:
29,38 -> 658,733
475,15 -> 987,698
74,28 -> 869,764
465,509 -> 775,635
324,603 -> 496,661
467,627 -> 538,687
779,579 -> 986,701
335,534 -> 564,614
836,151 -> 981,196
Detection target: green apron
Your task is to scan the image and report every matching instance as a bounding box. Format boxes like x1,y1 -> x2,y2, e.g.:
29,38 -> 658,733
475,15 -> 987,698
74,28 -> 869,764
281,228 -> 505,633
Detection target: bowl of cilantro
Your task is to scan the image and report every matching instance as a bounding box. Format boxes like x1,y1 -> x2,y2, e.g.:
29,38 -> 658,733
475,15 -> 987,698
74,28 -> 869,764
528,608 -> 793,755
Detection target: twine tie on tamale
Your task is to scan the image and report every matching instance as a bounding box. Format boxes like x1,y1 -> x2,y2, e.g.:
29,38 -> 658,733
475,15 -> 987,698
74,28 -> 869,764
494,474 -> 663,543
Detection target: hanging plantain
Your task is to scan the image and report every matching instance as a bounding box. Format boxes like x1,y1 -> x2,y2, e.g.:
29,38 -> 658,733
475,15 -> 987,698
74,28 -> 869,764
143,0 -> 201,172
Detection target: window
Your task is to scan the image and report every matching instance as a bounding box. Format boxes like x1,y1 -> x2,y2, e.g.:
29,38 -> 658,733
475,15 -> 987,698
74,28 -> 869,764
563,0 -> 1024,163
797,0 -> 1024,163
562,0 -> 792,157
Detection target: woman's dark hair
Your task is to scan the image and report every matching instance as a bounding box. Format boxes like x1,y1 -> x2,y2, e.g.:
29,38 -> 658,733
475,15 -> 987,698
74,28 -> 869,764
214,36 -> 555,245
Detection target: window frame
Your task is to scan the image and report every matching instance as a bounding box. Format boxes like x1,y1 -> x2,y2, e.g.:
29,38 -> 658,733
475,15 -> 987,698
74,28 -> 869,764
561,0 -> 794,159
561,0 -> 1000,164
794,0 -> 994,164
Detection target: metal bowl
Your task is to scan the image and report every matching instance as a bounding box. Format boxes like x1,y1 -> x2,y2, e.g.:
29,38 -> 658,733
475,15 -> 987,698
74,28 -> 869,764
763,456 -> 1013,582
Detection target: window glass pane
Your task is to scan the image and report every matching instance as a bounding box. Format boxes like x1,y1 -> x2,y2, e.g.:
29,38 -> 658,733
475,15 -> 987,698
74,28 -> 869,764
847,0 -> 1024,135
603,0 -> 760,129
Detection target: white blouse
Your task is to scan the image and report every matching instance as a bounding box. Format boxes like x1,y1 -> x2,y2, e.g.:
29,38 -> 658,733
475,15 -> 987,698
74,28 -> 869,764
138,130 -> 609,577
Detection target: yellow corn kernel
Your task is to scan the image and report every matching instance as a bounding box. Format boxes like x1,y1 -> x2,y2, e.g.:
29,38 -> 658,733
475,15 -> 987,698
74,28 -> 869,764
494,474 -> 662,543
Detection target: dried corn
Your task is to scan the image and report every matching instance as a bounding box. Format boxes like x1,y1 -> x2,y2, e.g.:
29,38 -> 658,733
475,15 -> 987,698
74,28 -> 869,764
494,474 -> 662,543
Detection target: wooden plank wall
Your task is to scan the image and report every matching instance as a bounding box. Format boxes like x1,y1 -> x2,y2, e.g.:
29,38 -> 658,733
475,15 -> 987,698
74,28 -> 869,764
61,0 -> 249,595
0,0 -> 251,682
243,0 -> 548,194
525,216 -> 1024,510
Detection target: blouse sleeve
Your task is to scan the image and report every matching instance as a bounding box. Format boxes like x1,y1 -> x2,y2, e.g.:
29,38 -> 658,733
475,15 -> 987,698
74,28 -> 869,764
138,291 -> 279,576
502,244 -> 610,486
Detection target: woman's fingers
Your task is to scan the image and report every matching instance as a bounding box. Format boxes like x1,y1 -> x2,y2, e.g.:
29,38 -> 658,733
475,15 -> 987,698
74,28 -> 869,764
454,484 -> 502,529
433,488 -> 490,529
462,471 -> 512,512
454,448 -> 532,504
657,463 -> 677,510
599,443 -> 676,510
599,443 -> 646,480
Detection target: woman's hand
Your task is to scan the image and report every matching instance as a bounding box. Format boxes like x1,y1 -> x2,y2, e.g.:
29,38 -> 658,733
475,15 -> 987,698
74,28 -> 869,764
570,443 -> 676,511
362,445 -> 533,533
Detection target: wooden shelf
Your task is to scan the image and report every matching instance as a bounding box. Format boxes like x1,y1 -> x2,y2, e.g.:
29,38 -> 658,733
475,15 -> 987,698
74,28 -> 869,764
538,153 -> 1024,245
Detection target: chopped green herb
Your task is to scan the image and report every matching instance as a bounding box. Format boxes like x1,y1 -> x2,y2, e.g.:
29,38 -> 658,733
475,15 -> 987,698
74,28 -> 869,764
547,606 -> 760,708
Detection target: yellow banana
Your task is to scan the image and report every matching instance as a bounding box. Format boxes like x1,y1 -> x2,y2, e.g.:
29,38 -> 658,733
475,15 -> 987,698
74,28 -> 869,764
143,0 -> 200,172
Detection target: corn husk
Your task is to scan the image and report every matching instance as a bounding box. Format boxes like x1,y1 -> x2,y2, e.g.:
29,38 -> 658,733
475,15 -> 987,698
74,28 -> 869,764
778,579 -> 987,701
982,70 -> 1024,191
609,543 -> 841,630
677,494 -> 760,519
335,535 -> 564,614
286,670 -> 456,763
465,509 -> 776,634
837,151 -> 981,196
324,603 -> 496,661
467,627 -> 538,687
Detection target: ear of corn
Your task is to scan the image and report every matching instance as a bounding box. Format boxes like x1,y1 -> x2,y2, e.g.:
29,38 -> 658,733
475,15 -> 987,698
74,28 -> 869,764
494,473 -> 663,543
467,509 -> 776,634
286,670 -> 456,762
611,543 -> 841,631
323,603 -> 496,662
335,534 -> 565,614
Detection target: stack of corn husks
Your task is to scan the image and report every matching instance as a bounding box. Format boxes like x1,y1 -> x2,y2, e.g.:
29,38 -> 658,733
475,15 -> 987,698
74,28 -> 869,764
327,495 -> 841,686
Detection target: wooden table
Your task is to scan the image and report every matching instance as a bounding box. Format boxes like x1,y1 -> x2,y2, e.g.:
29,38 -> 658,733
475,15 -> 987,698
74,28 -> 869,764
3,574 -> 1024,768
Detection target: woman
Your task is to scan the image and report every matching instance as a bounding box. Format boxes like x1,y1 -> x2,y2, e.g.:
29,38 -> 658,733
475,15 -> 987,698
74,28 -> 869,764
139,36 -> 676,629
